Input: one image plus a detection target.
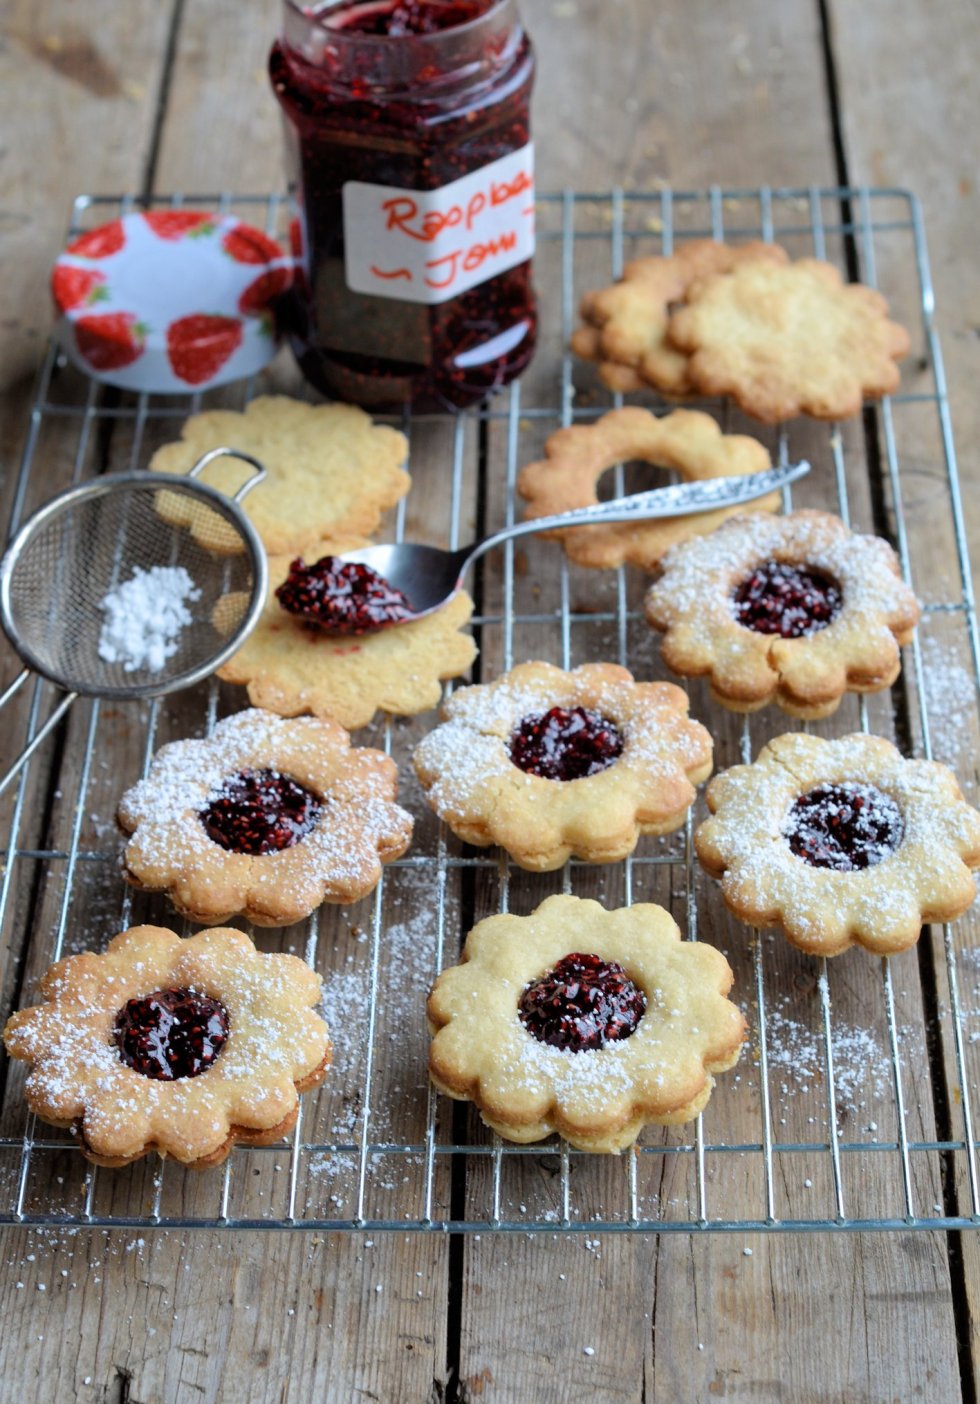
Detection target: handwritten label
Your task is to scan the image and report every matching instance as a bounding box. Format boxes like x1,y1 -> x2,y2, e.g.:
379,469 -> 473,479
343,144 -> 535,305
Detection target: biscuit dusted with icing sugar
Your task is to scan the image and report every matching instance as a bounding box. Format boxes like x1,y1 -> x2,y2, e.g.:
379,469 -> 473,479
696,732 -> 980,957
118,708 -> 413,927
215,539 -> 477,730
427,894 -> 746,1153
3,925 -> 331,1168
413,661 -> 712,870
517,406 -> 779,571
645,510 -> 921,719
668,258 -> 910,422
151,395 -> 410,555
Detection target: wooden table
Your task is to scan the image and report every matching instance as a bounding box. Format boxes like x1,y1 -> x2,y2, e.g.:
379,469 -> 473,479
1,1 -> 979,1399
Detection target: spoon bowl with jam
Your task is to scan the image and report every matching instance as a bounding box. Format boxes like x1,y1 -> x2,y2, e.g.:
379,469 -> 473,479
278,460 -> 811,630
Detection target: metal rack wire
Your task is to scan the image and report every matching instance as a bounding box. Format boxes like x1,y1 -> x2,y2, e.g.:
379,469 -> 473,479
0,186 -> 978,1233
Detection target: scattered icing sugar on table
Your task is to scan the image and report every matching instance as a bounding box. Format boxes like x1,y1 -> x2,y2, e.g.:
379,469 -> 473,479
97,565 -> 202,673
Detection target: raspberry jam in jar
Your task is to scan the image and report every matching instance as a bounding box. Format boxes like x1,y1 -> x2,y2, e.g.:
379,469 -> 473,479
270,0 -> 537,409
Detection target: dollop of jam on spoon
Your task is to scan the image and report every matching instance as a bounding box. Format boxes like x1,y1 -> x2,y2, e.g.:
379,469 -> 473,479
276,555 -> 416,635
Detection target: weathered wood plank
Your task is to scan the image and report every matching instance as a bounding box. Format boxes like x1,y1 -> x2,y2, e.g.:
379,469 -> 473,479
0,0 -> 183,996
0,0 -> 976,1399
830,0 -> 980,1391
0,0 -> 177,402
0,0 -> 183,1115
0,2 -> 456,1401
462,0 -> 964,1399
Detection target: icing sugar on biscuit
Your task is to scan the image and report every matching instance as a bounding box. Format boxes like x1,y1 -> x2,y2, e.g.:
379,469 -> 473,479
696,731 -> 980,957
3,924 -> 331,1168
413,661 -> 712,871
118,708 -> 412,927
646,509 -> 921,719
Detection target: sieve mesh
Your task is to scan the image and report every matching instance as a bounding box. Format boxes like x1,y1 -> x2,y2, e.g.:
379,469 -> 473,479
0,475 -> 264,698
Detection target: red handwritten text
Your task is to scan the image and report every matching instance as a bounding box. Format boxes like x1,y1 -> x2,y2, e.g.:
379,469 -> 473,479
369,265 -> 413,281
423,232 -> 518,290
382,170 -> 533,244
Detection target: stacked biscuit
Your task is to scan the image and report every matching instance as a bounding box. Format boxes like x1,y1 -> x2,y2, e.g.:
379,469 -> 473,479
572,238 -> 910,423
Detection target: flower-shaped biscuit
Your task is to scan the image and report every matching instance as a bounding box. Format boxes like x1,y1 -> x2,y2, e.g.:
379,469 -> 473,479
516,407 -> 778,571
151,395 -> 410,554
668,258 -> 910,423
413,661 -> 712,870
118,709 -> 412,926
215,543 -> 477,729
3,925 -> 331,1167
645,510 -> 921,719
696,732 -> 980,957
427,894 -> 746,1152
573,239 -> 789,396
569,324 -> 646,394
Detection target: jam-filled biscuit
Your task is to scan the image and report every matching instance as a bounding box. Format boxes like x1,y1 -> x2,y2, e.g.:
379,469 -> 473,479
413,661 -> 712,871
645,510 -> 921,719
3,925 -> 331,1168
150,394 -> 410,554
118,709 -> 412,927
427,894 -> 746,1153
516,407 -> 779,572
696,732 -> 980,957
215,541 -> 477,730
668,258 -> 910,423
574,239 -> 789,397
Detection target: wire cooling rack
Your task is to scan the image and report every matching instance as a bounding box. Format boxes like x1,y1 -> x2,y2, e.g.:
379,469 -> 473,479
0,186 -> 978,1234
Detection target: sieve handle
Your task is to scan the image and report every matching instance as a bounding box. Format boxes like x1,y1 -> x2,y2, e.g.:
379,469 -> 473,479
0,689 -> 78,798
188,447 -> 268,502
0,668 -> 30,715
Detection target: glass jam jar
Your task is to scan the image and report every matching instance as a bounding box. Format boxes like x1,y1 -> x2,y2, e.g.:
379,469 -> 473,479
270,0 -> 537,410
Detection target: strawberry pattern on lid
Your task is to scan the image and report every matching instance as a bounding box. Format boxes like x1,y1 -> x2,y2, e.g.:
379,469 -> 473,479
51,210 -> 293,393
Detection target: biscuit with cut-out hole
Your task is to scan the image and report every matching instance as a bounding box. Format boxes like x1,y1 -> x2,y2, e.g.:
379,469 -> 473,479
414,661 -> 711,870
517,406 -> 778,571
696,732 -> 980,956
118,708 -> 412,927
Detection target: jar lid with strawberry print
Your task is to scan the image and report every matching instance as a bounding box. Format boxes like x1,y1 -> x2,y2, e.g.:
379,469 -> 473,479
51,210 -> 293,393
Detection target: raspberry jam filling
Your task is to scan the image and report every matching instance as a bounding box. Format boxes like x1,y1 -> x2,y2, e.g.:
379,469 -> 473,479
508,706 -> 624,781
784,781 -> 904,871
276,556 -> 415,635
114,988 -> 229,1081
200,768 -> 322,855
732,559 -> 842,639
326,0 -> 494,36
518,953 -> 646,1053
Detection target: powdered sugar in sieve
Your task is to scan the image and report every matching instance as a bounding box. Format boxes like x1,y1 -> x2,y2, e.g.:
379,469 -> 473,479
97,564 -> 202,673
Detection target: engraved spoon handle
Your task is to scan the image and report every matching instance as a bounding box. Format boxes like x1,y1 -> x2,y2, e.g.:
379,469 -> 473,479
459,460 -> 808,574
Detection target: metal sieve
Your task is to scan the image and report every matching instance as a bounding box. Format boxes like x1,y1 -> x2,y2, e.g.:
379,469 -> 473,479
0,448 -> 269,794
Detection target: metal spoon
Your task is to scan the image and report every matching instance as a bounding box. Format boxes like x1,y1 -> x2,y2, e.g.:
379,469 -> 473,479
338,459 -> 809,619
